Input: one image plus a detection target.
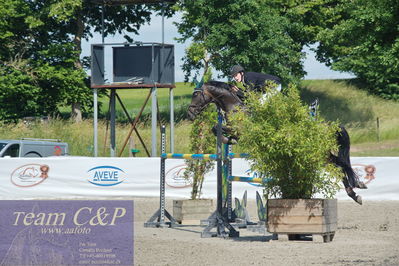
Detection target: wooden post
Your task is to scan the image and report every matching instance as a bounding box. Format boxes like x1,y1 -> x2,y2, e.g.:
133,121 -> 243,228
110,89 -> 116,157
129,137 -> 135,157
377,117 -> 380,142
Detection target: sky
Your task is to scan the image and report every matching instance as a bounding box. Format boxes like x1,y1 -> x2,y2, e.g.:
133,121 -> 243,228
81,12 -> 355,82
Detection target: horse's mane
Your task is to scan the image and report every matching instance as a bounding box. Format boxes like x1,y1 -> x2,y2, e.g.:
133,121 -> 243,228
204,80 -> 243,106
205,80 -> 232,91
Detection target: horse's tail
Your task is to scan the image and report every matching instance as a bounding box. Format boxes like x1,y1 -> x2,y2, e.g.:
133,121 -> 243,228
332,126 -> 358,188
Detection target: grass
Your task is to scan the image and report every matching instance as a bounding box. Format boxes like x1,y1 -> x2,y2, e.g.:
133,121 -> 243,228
1,80 -> 399,157
300,80 -> 399,156
0,118 -> 192,157
96,82 -> 194,123
2,82 -> 195,157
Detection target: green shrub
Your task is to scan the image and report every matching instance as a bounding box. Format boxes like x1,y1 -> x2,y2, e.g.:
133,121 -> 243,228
183,105 -> 217,199
230,85 -> 342,199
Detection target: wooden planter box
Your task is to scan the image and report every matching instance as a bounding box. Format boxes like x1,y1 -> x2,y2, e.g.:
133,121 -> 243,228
173,199 -> 213,225
267,199 -> 337,242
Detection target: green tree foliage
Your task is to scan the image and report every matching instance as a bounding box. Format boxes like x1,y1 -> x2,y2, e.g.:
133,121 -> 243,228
315,0 -> 399,100
176,0 -> 305,84
0,0 -> 173,122
178,0 -> 399,100
0,0 -> 86,121
0,66 -> 41,120
230,85 -> 342,199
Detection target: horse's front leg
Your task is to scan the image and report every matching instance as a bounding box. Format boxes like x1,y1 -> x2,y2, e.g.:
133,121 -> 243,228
211,125 -> 238,144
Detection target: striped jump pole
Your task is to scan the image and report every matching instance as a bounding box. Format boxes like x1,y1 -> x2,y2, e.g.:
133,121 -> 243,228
202,108 -> 239,238
161,153 -> 217,160
145,125 -> 177,228
227,153 -> 272,183
146,113 -> 240,237
223,144 -> 233,221
228,175 -> 271,184
228,153 -> 250,159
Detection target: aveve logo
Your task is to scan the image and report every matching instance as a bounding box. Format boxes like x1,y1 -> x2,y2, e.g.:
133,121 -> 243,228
87,166 -> 126,186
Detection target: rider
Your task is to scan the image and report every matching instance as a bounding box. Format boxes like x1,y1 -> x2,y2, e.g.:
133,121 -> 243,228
230,65 -> 282,100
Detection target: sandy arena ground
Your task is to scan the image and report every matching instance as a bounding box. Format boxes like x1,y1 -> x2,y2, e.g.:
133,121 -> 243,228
133,198 -> 399,266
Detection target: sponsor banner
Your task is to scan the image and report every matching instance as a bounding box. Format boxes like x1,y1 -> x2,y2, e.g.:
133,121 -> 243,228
0,157 -> 398,200
335,157 -> 399,200
10,164 -> 49,187
0,158 -> 162,199
0,200 -> 133,266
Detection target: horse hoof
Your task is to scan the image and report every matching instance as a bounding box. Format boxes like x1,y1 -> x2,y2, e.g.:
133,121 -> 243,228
356,181 -> 368,189
355,195 -> 362,205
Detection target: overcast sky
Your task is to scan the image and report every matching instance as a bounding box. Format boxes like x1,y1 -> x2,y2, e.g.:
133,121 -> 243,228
82,12 -> 355,82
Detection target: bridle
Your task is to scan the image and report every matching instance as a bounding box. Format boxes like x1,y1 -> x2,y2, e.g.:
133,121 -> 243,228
188,87 -> 215,115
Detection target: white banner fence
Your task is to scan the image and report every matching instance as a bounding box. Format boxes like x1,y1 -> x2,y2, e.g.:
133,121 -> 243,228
0,157 -> 397,200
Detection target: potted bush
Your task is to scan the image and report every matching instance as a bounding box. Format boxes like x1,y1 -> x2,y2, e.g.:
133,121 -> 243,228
173,103 -> 217,225
231,85 -> 342,241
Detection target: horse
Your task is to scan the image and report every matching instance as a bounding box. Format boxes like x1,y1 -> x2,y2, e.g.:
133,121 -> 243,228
187,80 -> 366,204
187,81 -> 243,144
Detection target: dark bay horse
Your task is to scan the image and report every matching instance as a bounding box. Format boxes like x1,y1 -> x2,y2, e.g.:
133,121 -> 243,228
187,81 -> 366,204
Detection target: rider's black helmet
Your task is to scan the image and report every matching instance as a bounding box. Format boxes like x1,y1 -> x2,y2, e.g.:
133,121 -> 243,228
230,65 -> 244,76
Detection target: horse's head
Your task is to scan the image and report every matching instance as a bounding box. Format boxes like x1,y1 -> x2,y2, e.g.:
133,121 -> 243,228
187,85 -> 213,121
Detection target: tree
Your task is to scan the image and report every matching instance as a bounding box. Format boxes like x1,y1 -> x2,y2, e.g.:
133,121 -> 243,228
0,0 -> 63,120
315,0 -> 399,100
0,66 -> 42,121
0,0 -> 174,122
176,0 -> 305,84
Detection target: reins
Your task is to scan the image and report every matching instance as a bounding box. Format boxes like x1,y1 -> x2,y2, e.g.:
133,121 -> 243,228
188,88 -> 211,114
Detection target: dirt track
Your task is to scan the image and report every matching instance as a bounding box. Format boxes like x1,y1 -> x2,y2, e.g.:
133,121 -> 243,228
133,198 -> 399,266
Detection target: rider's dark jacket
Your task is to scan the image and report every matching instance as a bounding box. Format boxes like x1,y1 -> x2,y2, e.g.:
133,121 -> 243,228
235,72 -> 281,100
242,72 -> 281,92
